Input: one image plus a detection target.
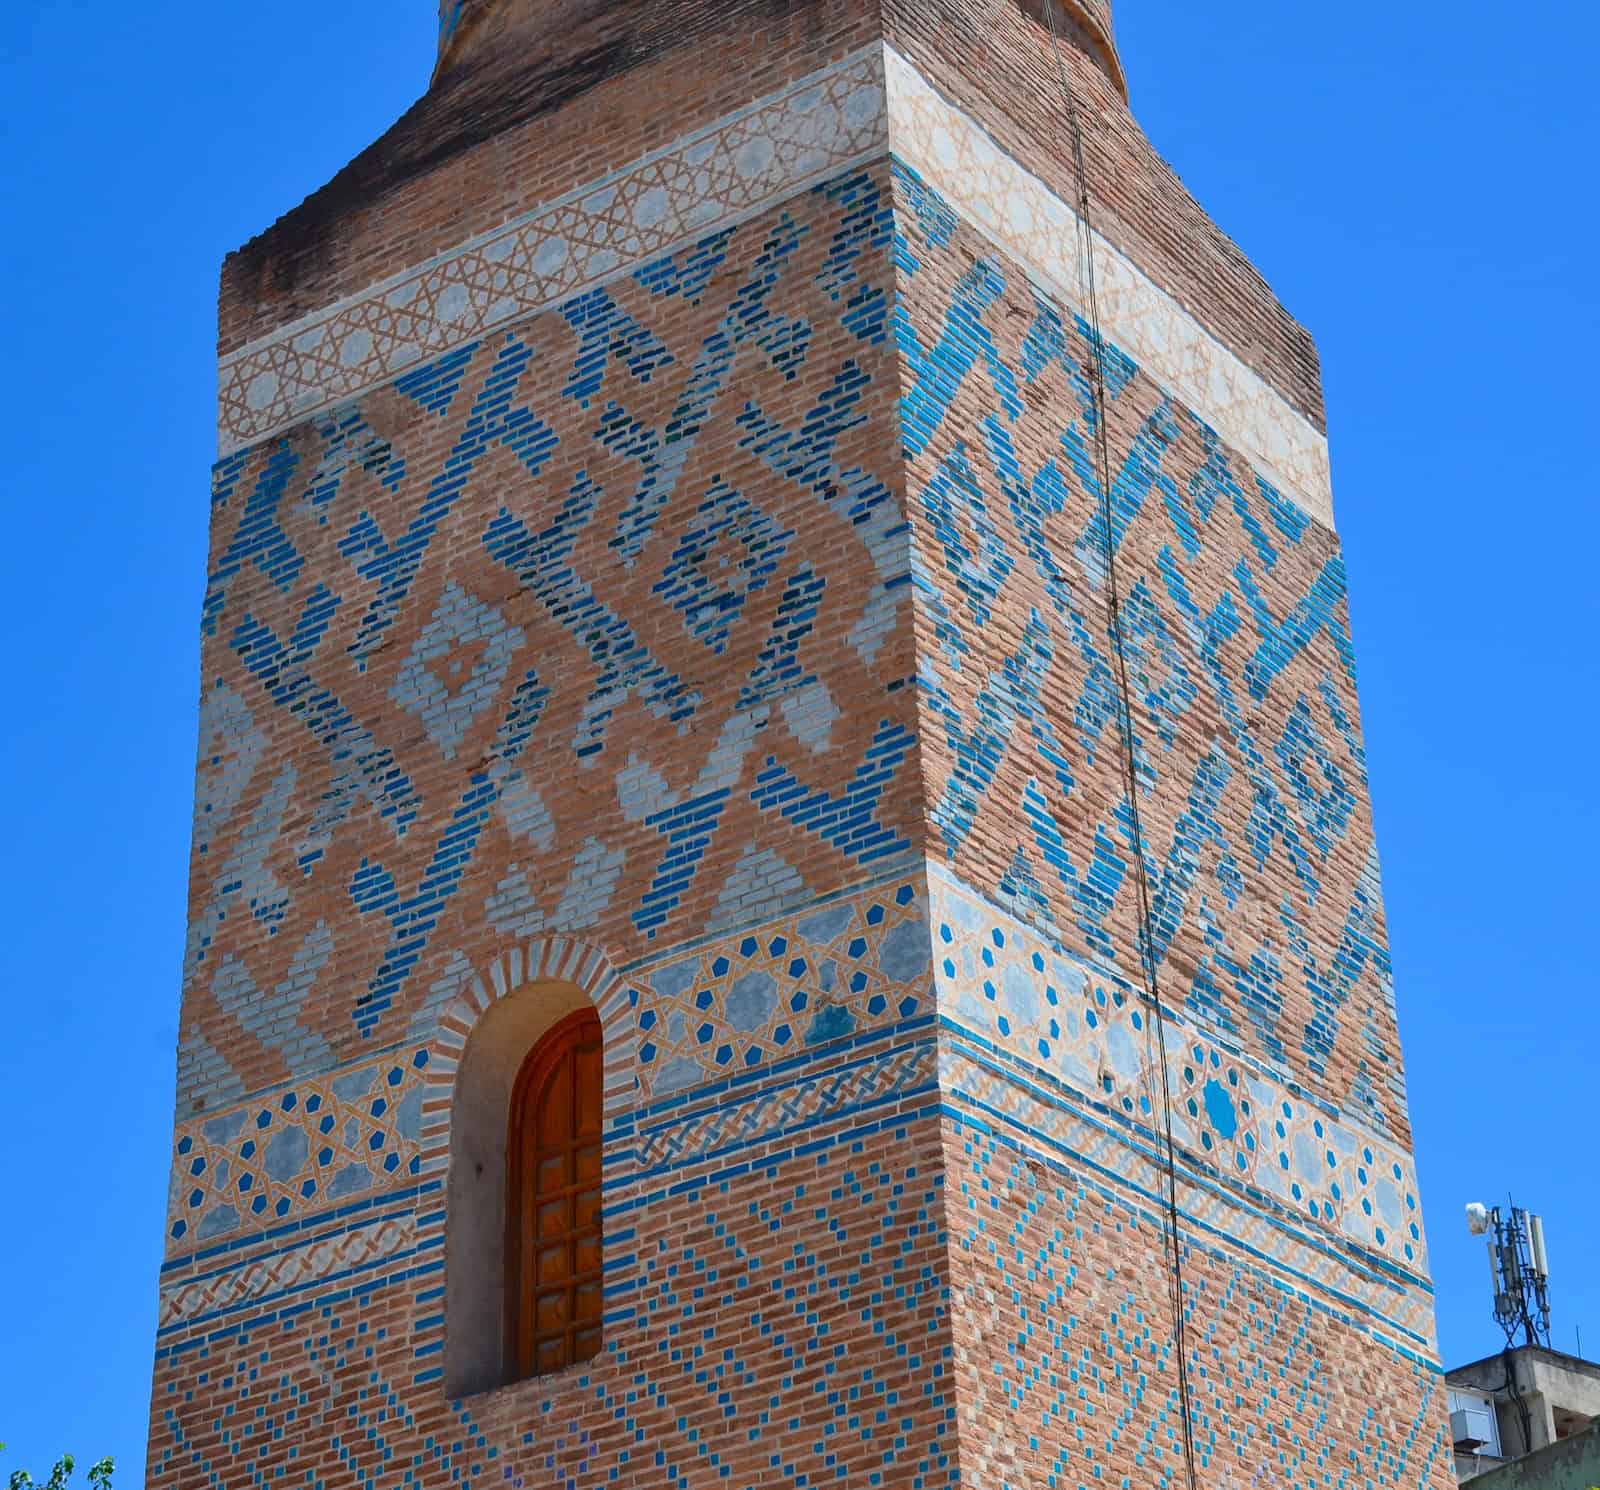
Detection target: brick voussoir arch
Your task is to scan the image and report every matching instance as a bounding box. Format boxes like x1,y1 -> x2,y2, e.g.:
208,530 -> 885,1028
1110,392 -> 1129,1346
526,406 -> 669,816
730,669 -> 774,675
419,935 -> 637,1182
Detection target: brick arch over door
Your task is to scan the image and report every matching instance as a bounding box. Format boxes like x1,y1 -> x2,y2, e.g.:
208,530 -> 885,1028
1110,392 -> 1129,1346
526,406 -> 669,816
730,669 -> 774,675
420,937 -> 636,1183
422,936 -> 637,1398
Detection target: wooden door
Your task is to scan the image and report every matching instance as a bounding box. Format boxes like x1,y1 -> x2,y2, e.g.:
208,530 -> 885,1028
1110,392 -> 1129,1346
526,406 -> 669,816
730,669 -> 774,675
507,1008 -> 604,1379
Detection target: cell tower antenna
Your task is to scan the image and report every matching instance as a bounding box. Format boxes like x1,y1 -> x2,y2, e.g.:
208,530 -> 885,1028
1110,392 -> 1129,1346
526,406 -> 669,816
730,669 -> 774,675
1466,1198 -> 1552,1348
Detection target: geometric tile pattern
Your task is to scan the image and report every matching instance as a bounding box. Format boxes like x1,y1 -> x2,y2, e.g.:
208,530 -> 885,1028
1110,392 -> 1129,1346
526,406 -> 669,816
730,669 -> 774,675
883,47 -> 1333,525
943,1120 -> 1451,1490
217,46 -> 888,452
159,855 -> 1428,1321
892,160 -> 1402,1137
153,22 -> 1448,1487
628,1038 -> 934,1172
150,978 -> 1448,1485
624,877 -> 931,1102
188,162 -> 919,1119
936,1033 -> 1441,1348
163,872 -> 935,1254
165,875 -> 933,1256
192,151 -> 1389,1142
158,927 -> 1433,1483
149,1065 -> 1451,1489
929,864 -> 1428,1273
220,45 -> 1333,534
166,1050 -> 428,1245
152,1106 -> 958,1490
389,581 -> 525,762
158,1213 -> 417,1328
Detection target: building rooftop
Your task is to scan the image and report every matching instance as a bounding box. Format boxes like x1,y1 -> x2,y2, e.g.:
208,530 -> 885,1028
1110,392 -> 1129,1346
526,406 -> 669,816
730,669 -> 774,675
1447,1344 -> 1600,1484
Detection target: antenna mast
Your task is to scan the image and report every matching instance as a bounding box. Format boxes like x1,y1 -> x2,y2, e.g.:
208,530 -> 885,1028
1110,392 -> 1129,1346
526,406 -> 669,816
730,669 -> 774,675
1469,1199 -> 1553,1349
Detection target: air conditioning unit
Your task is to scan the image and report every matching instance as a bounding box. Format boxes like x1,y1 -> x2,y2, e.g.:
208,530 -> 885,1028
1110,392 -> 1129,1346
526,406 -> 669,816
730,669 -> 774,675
1451,1405 -> 1495,1454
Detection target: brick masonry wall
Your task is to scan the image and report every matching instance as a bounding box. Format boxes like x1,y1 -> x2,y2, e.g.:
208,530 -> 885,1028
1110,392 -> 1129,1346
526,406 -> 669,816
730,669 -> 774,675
186,162 -> 915,1120
881,0 -> 1326,430
151,8 -> 1448,1487
153,1031 -> 959,1486
225,0 -> 1319,443
940,1112 -> 1449,1490
890,160 -> 1403,1143
222,0 -> 883,354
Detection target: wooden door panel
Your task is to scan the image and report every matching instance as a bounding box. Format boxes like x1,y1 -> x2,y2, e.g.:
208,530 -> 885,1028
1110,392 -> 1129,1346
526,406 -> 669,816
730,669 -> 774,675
506,1008 -> 605,1381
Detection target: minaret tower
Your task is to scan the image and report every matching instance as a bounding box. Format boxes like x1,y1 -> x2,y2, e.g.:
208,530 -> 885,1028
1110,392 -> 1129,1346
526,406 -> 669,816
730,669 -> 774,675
150,3 -> 1451,1486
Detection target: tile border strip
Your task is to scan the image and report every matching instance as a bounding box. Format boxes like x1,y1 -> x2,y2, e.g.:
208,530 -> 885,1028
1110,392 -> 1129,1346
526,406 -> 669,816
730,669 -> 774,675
163,862 -> 1419,1271
926,862 -> 1427,1274
881,47 -> 1333,527
938,1060 -> 1439,1361
216,45 -> 890,453
216,46 -> 1334,529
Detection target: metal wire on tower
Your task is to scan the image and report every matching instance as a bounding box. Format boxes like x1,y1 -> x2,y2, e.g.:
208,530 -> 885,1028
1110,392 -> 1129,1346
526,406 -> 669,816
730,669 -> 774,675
1034,6 -> 1203,1486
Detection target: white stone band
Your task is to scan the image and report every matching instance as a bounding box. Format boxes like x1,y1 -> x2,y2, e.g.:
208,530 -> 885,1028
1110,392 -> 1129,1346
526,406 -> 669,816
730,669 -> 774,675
882,49 -> 1333,527
217,48 -> 890,453
926,863 -> 1425,1275
217,44 -> 1334,528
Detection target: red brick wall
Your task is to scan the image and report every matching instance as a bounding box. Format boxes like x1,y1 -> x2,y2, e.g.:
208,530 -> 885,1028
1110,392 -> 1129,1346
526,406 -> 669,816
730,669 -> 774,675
224,2 -> 1320,438
153,7 -> 1446,1486
891,167 -> 1397,1137
192,165 -> 914,1112
941,1115 -> 1452,1490
881,0 -> 1326,428
151,1087 -> 958,1487
221,0 -> 883,354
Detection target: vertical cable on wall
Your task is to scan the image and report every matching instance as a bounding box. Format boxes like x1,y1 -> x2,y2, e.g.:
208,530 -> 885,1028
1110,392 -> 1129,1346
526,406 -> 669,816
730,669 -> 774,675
1034,6 -> 1202,1487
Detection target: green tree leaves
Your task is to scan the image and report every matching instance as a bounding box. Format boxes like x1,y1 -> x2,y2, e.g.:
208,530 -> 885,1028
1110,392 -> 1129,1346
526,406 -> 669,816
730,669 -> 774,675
0,1443 -> 113,1490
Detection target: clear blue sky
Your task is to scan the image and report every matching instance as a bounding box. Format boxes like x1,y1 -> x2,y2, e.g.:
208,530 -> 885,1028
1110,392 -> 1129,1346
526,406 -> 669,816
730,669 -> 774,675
1,1 -> 1593,1479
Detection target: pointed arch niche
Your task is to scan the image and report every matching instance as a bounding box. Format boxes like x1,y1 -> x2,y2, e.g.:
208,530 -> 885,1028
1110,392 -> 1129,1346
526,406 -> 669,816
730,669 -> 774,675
435,941 -> 631,1398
